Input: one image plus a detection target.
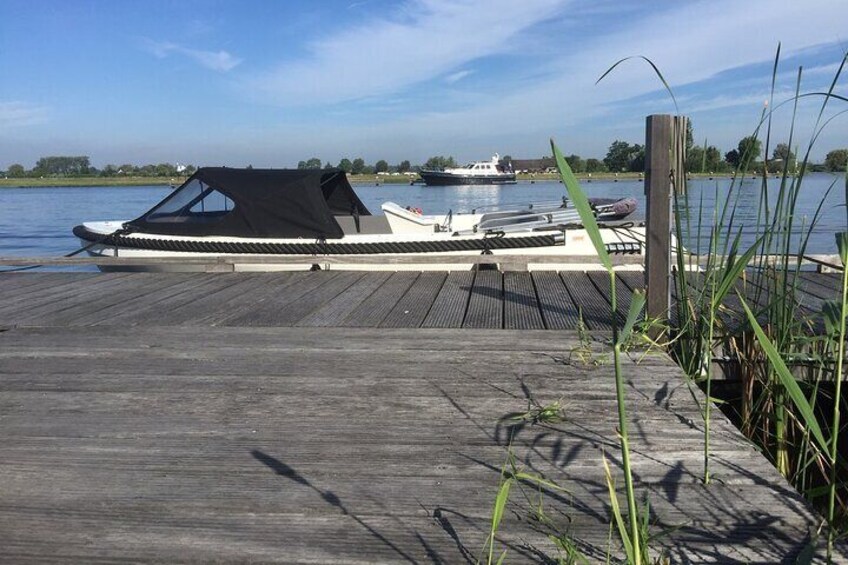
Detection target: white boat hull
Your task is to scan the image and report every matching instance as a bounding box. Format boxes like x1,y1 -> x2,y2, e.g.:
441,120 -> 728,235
78,221 -> 648,272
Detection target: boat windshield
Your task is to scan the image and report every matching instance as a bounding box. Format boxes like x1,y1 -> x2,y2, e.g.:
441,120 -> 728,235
145,178 -> 234,224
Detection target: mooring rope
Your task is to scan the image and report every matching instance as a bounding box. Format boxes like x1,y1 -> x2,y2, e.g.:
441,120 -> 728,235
0,225 -> 132,273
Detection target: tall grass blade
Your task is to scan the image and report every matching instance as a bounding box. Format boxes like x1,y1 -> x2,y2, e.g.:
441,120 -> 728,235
602,455 -> 635,562
713,236 -> 763,307
595,56 -> 679,114
486,477 -> 514,565
551,139 -> 612,271
828,232 -> 848,560
619,289 -> 647,346
739,297 -> 829,454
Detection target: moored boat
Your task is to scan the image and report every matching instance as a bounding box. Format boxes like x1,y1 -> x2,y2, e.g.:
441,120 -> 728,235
73,167 -> 642,271
419,154 -> 516,186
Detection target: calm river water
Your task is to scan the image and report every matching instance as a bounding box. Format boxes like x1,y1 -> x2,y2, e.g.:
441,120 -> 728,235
0,174 -> 844,262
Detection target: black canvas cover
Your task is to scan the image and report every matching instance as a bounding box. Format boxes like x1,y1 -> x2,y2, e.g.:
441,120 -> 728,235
126,167 -> 371,239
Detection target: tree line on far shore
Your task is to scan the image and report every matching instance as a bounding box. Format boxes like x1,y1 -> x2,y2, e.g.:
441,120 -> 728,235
4,129 -> 847,179
2,156 -> 197,179
563,125 -> 847,174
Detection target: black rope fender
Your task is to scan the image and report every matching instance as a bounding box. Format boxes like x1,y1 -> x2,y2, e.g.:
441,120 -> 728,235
72,225 -> 559,256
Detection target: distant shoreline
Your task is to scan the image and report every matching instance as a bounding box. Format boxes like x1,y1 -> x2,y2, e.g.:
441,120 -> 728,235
0,171 -> 807,188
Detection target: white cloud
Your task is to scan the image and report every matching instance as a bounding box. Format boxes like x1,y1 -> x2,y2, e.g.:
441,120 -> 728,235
249,0 -> 568,105
332,0 -> 848,157
444,69 -> 473,84
0,101 -> 49,129
143,39 -> 242,72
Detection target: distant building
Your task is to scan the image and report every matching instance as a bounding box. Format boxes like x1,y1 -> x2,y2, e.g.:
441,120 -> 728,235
509,157 -> 556,173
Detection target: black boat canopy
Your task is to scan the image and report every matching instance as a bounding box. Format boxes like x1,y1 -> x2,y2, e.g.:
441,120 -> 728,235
126,167 -> 371,239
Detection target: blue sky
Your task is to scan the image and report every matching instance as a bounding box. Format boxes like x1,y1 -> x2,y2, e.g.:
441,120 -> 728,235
1,0 -> 846,169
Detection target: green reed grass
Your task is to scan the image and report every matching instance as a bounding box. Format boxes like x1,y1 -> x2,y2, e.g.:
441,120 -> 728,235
668,47 -> 848,559
481,449 -> 568,564
553,138 -> 650,563
485,46 -> 847,563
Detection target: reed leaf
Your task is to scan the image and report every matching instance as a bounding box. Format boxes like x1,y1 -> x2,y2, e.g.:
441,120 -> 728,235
595,55 -> 679,114
739,297 -> 829,455
602,455 -> 635,562
837,232 -> 848,267
487,477 -> 514,565
550,139 -> 612,271
619,289 -> 647,346
512,471 -> 568,494
713,235 -> 764,308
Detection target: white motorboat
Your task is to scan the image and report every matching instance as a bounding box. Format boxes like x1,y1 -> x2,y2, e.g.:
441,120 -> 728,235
73,167 -> 643,271
418,154 -> 516,185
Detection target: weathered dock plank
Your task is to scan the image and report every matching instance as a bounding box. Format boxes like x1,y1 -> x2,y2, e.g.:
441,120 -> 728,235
297,271 -> 392,327
149,273 -> 281,326
379,271 -> 446,328
250,270 -> 366,326
463,269 -> 503,329
341,271 -> 418,328
421,270 -> 474,328
560,271 -> 612,331
221,271 -> 342,327
0,272 -> 130,319
42,273 -> 201,326
0,323 -> 835,563
92,273 -> 242,326
503,271 -> 544,330
532,271 -> 580,329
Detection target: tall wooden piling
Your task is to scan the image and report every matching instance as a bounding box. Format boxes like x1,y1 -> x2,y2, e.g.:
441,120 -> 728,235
645,114 -> 687,326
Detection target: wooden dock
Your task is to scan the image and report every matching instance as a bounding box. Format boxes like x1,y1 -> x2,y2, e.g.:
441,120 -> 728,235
0,271 -> 841,562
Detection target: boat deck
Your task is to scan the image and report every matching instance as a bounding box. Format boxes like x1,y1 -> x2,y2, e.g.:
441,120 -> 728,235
0,271 -> 841,562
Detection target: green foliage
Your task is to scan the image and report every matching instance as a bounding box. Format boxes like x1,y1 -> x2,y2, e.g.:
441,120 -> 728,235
736,135 -> 762,169
686,144 -> 725,173
351,157 -> 365,174
565,154 -> 585,173
374,159 -> 389,173
298,158 -> 322,169
155,163 -> 177,177
724,149 -> 740,167
424,155 -> 457,170
397,159 -> 411,173
481,449 -> 568,565
584,158 -> 606,173
33,155 -> 90,176
739,298 -> 829,454
604,140 -> 634,172
772,142 -> 795,162
6,163 -> 25,177
506,399 -> 567,425
603,141 -> 644,172
337,158 -> 352,173
825,149 -> 848,172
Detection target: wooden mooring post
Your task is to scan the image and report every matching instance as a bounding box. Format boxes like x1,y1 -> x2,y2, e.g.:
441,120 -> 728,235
644,114 -> 687,328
